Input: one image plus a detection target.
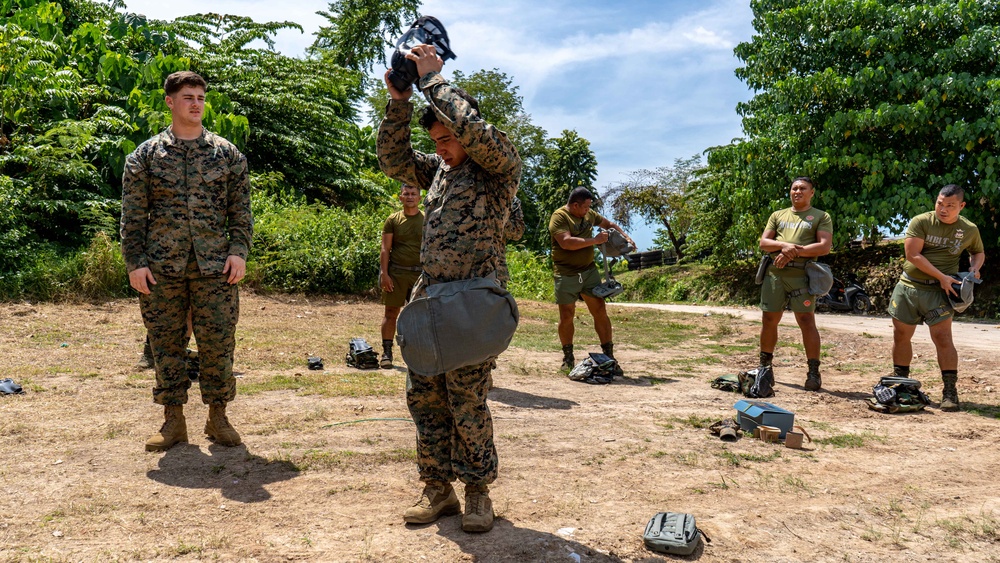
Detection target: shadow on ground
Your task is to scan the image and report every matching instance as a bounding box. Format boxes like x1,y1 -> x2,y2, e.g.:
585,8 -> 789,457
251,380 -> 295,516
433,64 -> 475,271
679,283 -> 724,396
146,443 -> 300,502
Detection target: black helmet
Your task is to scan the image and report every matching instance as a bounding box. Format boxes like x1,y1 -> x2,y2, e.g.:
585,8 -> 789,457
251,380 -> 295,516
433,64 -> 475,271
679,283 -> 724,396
388,16 -> 456,92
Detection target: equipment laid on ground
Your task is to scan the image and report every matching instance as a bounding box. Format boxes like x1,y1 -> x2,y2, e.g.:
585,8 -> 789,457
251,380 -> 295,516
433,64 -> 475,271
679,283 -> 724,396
567,352 -> 620,384
867,376 -> 930,413
817,274 -> 872,314
643,512 -> 711,555
307,356 -> 324,370
345,338 -> 380,370
396,276 -> 518,376
0,378 -> 24,395
388,16 -> 456,92
737,366 -> 775,398
734,400 -> 795,439
593,230 -> 635,300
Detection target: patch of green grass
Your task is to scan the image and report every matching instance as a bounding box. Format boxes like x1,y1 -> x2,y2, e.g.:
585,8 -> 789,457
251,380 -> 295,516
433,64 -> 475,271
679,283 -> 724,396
861,332 -> 880,338
716,449 -> 781,466
240,372 -> 402,398
295,448 -> 416,471
814,431 -> 887,448
964,403 -> 1000,420
645,376 -> 676,386
661,414 -> 716,429
704,343 -> 755,354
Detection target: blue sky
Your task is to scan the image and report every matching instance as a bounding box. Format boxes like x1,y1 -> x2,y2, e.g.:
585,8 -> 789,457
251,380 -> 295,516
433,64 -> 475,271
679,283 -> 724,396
120,0 -> 756,249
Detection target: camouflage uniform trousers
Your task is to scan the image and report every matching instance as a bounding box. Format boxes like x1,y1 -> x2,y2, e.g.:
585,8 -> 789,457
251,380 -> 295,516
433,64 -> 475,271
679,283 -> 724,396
140,256 -> 239,406
406,360 -> 498,486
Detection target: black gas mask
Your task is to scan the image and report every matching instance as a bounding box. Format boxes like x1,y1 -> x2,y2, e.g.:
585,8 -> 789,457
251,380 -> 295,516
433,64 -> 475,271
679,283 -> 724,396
388,16 -> 456,92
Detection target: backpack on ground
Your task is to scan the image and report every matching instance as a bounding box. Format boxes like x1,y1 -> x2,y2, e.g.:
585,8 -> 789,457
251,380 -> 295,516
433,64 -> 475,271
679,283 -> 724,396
867,376 -> 930,413
567,353 -> 619,384
737,366 -> 775,398
643,512 -> 711,556
345,338 -> 380,369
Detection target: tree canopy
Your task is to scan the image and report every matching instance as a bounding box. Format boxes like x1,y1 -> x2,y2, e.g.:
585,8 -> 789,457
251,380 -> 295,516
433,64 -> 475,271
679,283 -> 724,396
690,0 -> 1000,263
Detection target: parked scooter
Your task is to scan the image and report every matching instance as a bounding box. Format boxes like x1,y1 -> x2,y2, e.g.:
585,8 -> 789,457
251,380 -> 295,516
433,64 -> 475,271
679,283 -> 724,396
817,274 -> 872,314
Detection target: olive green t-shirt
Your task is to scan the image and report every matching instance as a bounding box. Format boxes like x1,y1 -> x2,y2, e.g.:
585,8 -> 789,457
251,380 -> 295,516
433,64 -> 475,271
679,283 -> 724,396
382,210 -> 424,268
549,206 -> 605,276
764,206 -> 833,276
901,211 -> 983,285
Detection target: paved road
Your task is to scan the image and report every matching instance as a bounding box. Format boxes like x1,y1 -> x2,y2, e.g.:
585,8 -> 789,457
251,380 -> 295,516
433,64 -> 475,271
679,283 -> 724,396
613,302 -> 1000,351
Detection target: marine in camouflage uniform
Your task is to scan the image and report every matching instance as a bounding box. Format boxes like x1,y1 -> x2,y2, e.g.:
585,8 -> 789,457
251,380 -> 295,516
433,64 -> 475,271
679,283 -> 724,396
121,71 -> 252,452
377,44 -> 520,533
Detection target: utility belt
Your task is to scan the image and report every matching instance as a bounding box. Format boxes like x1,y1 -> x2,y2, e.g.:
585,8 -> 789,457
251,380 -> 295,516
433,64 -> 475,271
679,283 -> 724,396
901,272 -> 939,286
778,260 -> 809,269
389,262 -> 422,272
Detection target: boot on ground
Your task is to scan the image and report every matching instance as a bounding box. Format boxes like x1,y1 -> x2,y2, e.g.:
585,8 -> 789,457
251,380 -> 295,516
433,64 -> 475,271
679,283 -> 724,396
381,340 -> 394,369
403,481 -> 461,524
561,344 -> 575,370
186,349 -> 199,381
137,337 -> 154,370
804,359 -> 822,391
462,484 -> 495,533
941,373 -> 960,412
205,403 -> 242,446
145,405 -> 187,452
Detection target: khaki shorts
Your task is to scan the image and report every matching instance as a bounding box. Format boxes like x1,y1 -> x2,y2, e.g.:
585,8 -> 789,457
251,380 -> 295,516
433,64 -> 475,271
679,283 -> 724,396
382,268 -> 421,308
887,281 -> 952,326
759,269 -> 816,313
553,266 -> 602,305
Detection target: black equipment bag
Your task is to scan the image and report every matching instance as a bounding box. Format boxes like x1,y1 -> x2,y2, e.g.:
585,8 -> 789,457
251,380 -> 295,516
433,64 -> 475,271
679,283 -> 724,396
346,338 -> 380,370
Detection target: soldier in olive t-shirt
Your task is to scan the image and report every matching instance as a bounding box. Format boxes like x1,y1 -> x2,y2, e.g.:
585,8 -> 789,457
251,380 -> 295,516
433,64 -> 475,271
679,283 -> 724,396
548,187 -> 635,369
757,177 -> 833,392
379,184 -> 424,368
887,184 -> 985,411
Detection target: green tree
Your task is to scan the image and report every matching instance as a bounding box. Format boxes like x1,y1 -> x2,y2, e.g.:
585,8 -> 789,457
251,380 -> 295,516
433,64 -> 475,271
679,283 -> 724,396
168,13 -> 379,205
694,0 -> 1000,263
603,155 -> 702,260
312,0 -> 420,72
532,130 -> 598,249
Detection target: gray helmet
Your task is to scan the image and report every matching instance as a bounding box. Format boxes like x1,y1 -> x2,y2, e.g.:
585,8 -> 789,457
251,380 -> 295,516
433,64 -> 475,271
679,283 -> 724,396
948,271 -> 981,313
600,230 -> 635,258
805,261 -> 834,296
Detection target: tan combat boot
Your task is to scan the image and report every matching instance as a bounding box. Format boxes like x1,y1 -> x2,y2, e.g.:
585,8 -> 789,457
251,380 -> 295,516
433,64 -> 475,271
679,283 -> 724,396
462,484 -> 495,533
137,337 -> 154,370
403,481 -> 461,524
205,403 -> 242,446
941,374 -> 960,412
145,405 -> 187,452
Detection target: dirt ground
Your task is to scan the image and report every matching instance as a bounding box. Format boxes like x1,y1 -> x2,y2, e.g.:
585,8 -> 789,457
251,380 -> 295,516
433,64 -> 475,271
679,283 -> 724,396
1,294 -> 999,562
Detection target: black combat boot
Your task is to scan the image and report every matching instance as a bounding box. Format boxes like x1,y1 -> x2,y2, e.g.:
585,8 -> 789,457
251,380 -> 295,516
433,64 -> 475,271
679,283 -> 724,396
940,371 -> 960,412
561,344 -> 574,370
804,358 -> 822,391
758,351 -> 775,386
137,336 -> 154,370
381,339 -> 394,369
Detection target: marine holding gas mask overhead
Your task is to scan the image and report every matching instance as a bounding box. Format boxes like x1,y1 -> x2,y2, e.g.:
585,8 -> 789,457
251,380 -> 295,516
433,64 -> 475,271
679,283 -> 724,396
387,16 -> 456,92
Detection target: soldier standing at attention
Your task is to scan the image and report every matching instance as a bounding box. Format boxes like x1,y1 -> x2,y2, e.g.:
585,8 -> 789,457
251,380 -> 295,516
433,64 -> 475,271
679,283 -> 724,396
379,184 -> 424,369
758,177 -> 833,391
121,71 -> 252,452
888,184 -> 984,411
377,44 -> 520,533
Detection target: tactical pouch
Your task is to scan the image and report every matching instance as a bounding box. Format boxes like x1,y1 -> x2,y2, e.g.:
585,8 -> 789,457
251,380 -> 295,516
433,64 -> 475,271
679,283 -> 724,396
738,366 -> 774,398
567,353 -> 619,384
643,512 -> 710,556
867,376 -> 930,413
346,338 -> 379,369
755,254 -> 773,285
396,276 -> 519,376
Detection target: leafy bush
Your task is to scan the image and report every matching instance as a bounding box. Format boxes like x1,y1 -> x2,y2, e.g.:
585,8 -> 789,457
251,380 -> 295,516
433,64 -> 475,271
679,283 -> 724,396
506,248 -> 554,302
246,191 -> 388,294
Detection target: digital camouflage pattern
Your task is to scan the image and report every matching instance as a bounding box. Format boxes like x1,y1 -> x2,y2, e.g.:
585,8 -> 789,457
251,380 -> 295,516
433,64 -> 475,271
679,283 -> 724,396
378,71 -> 520,486
121,127 -> 252,276
405,361 -> 497,485
497,197 -> 525,288
141,257 -> 238,405
377,71 -> 521,288
121,126 -> 251,406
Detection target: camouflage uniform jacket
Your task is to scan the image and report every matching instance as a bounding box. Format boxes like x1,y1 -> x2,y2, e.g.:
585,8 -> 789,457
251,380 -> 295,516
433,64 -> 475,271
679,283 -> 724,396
377,72 -> 521,285
121,126 -> 253,277
505,196 -> 525,242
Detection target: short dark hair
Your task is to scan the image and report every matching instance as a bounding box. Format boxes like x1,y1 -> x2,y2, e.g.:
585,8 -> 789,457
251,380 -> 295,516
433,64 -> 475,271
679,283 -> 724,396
164,71 -> 207,96
791,176 -> 814,189
419,86 -> 480,130
400,184 -> 419,194
567,187 -> 595,206
939,184 -> 965,201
